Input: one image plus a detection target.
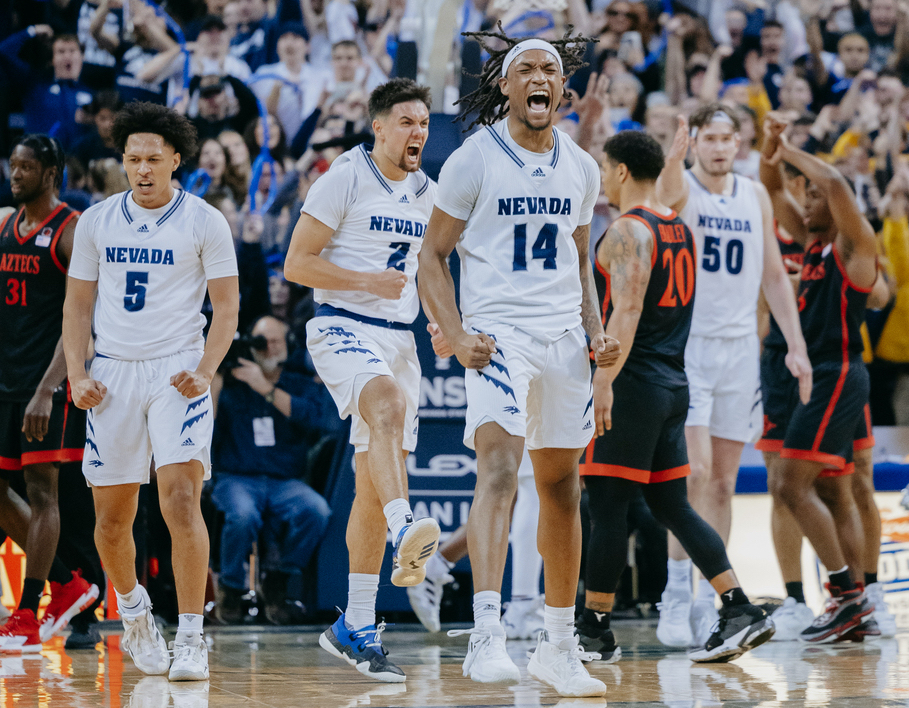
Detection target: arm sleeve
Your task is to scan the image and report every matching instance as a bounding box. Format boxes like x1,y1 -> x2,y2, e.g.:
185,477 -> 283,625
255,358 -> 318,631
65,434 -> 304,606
299,162 -> 357,230
200,206 -> 240,279
433,142 -> 484,220
578,151 -> 601,226
67,211 -> 101,281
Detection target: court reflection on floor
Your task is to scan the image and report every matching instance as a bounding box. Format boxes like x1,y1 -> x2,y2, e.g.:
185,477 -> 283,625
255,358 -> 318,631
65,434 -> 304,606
1,625 -> 907,707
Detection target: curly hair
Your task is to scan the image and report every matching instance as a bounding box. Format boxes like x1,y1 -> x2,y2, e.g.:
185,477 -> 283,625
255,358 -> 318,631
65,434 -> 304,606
455,25 -> 597,130
603,131 -> 665,182
111,101 -> 199,159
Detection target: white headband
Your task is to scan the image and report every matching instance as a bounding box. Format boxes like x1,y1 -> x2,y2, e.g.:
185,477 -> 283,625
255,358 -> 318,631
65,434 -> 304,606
501,39 -> 563,78
689,111 -> 737,138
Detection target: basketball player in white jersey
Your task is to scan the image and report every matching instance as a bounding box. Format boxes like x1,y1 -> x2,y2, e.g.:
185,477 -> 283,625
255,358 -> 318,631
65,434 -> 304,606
656,103 -> 812,646
419,31 -> 619,698
62,102 -> 240,681
283,78 -> 440,683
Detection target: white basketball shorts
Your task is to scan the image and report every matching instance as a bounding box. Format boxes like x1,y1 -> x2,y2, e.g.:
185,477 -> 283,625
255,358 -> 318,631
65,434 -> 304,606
463,320 -> 594,451
82,349 -> 213,486
684,333 -> 762,443
306,312 -> 421,454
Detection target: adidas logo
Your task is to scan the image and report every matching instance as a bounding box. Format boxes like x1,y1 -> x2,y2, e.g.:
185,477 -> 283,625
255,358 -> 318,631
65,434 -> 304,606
398,195 -> 410,203
583,420 -> 592,430
137,224 -> 149,233
181,438 -> 194,446
531,167 -> 546,177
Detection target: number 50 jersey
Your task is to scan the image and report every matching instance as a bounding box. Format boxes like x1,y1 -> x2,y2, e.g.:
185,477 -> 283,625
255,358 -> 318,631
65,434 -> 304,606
68,190 -> 238,360
435,121 -> 600,341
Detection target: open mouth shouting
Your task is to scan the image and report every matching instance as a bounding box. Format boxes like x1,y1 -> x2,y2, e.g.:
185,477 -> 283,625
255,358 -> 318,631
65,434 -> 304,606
527,89 -> 551,116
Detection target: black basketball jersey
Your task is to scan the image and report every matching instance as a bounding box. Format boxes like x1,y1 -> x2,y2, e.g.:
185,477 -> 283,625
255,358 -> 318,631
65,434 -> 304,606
764,224 -> 805,352
0,204 -> 77,401
595,206 -> 696,389
797,239 -> 868,363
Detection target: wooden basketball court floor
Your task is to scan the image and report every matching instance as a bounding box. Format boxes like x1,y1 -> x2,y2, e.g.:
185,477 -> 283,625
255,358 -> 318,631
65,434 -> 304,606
5,622 -> 909,707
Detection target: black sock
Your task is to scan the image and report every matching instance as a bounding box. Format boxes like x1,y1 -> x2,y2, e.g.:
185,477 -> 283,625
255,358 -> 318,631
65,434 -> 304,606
47,558 -> 72,585
829,568 -> 855,592
864,572 -> 877,587
582,607 -> 611,630
19,578 -> 44,614
785,581 -> 806,605
720,586 -> 749,608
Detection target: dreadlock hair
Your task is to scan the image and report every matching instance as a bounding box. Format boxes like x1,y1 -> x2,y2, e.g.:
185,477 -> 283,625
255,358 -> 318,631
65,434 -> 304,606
13,134 -> 65,190
455,24 -> 597,130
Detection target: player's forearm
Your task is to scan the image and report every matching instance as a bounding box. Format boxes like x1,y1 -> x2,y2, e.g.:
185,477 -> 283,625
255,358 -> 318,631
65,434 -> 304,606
579,260 -> 606,341
779,141 -> 842,191
196,301 -> 239,381
763,268 -> 808,356
284,252 -> 375,292
657,158 -> 687,211
35,338 -> 68,396
62,299 -> 94,384
602,306 -> 641,384
417,251 -> 466,344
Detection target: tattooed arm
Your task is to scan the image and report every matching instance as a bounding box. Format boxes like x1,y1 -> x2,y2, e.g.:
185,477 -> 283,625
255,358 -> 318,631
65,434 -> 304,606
591,216 -> 653,434
574,223 -> 621,368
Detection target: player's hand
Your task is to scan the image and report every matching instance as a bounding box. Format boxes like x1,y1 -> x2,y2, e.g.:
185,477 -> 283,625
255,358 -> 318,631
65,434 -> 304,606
427,323 -> 454,358
70,378 -> 107,410
785,347 -> 813,404
665,114 -> 690,164
591,333 -> 621,368
453,332 -> 497,370
21,389 -> 53,442
367,269 -> 407,300
171,370 -> 212,398
592,367 -> 614,436
231,358 -> 272,394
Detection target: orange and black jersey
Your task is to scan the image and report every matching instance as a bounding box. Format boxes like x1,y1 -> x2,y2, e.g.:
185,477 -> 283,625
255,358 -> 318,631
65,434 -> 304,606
797,239 -> 870,364
0,204 -> 77,401
594,206 -> 696,389
764,225 -> 805,352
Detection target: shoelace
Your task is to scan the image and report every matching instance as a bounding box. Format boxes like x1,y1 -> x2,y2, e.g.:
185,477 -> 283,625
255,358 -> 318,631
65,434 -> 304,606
447,627 -> 495,675
1,613 -> 30,635
351,621 -> 388,654
657,598 -> 690,622
169,640 -> 200,664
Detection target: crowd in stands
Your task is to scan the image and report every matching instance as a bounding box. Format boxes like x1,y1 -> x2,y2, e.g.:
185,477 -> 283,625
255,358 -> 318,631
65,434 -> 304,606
2,0 -> 909,620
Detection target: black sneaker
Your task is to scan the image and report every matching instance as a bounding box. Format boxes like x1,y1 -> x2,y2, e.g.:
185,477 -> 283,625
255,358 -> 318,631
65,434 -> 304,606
834,615 -> 880,643
65,620 -> 101,649
688,603 -> 775,663
799,584 -> 872,644
575,617 -> 621,663
318,613 -> 405,682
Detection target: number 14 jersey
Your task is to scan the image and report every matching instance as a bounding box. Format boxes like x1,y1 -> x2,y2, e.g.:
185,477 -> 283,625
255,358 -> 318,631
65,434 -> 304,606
435,121 -> 600,340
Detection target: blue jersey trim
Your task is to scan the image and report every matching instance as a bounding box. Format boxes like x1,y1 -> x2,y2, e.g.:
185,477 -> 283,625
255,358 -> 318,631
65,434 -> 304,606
359,144 -> 394,194
415,173 -> 430,198
486,126 -> 524,167
315,303 -> 409,330
121,192 -> 134,224
157,190 -> 186,226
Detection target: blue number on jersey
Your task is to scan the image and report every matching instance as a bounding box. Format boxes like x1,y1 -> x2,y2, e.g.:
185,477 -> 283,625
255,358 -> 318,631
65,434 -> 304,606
702,236 -> 743,275
124,271 -> 148,312
387,242 -> 411,272
513,223 -> 558,271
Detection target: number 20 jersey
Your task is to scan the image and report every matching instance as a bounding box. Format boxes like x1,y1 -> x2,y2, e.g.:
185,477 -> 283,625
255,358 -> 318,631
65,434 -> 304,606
435,121 -> 600,340
301,144 -> 436,325
680,171 -> 764,338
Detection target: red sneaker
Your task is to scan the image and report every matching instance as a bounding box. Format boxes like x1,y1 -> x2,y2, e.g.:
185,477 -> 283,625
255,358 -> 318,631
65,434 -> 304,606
0,609 -> 41,653
39,571 -> 100,643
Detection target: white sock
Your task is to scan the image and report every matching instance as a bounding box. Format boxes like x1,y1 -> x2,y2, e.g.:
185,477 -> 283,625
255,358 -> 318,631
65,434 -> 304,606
383,498 -> 414,541
176,613 -> 204,644
116,583 -> 148,616
425,553 -> 453,583
473,591 -> 501,628
511,472 -> 543,597
345,573 -> 379,630
695,578 -> 715,605
666,559 -> 693,598
544,605 -> 575,645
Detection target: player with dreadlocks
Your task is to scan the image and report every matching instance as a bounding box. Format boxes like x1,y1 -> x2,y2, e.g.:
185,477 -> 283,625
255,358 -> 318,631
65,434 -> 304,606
419,28 -> 619,697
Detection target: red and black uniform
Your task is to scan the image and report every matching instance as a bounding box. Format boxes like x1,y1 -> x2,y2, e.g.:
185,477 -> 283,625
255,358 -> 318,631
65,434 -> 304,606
0,204 -> 85,471
581,206 -> 696,483
771,239 -> 872,471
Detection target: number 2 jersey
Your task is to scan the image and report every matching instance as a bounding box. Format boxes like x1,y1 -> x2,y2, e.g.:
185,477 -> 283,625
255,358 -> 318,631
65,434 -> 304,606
0,203 -> 78,400
68,190 -> 238,360
434,120 -> 600,340
594,207 -> 696,389
301,143 -> 436,325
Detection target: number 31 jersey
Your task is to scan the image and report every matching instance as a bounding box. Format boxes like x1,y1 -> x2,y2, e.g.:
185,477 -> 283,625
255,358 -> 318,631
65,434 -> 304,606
68,190 -> 238,360
680,171 -> 764,339
301,144 -> 436,325
435,121 -> 600,340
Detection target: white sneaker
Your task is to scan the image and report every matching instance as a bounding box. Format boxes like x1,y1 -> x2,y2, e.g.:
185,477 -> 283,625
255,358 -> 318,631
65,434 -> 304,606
769,597 -> 815,641
501,596 -> 546,640
121,605 -> 170,676
691,601 -> 719,646
866,583 -> 897,638
447,624 -> 520,684
527,633 -> 607,698
656,590 -> 693,647
168,636 -> 209,681
391,518 -> 441,587
406,567 -> 453,633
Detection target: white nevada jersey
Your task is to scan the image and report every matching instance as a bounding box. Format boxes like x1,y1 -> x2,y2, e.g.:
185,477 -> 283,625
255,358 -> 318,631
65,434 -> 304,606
434,121 -> 600,340
68,189 -> 238,360
301,143 -> 436,324
681,170 -> 764,338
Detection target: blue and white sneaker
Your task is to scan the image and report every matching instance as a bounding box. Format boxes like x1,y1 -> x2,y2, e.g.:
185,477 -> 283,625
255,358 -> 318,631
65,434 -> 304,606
319,614 -> 406,683
391,517 -> 440,587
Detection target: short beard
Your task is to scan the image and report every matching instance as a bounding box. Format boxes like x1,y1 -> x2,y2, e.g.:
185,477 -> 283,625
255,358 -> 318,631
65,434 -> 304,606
12,186 -> 43,205
696,156 -> 732,176
396,152 -> 422,173
519,112 -> 553,132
